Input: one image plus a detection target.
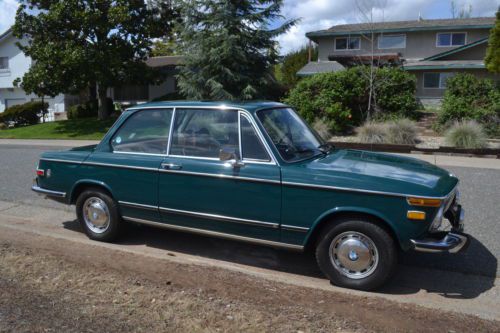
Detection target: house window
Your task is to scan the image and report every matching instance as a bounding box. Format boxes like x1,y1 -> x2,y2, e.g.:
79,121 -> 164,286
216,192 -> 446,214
335,37 -> 360,50
378,34 -> 406,49
113,84 -> 149,101
436,33 -> 466,47
423,72 -> 455,89
0,57 -> 8,70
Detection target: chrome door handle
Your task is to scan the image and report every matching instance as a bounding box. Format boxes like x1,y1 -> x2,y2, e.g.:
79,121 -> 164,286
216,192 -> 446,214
161,163 -> 182,170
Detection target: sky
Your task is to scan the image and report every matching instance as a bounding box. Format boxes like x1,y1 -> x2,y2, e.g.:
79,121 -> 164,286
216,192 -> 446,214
0,0 -> 498,53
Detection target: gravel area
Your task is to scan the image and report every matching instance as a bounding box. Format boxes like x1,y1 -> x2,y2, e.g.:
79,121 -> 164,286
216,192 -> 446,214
329,135 -> 500,149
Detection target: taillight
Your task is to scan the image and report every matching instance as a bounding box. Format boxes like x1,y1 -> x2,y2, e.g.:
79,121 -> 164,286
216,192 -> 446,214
36,169 -> 45,177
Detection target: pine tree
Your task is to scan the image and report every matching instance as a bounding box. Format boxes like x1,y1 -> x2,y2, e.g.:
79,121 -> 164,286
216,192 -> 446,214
485,9 -> 500,74
176,0 -> 296,100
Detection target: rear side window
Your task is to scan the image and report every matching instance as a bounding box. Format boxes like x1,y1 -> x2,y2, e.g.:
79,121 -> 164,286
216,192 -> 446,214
169,108 -> 239,158
111,109 -> 173,154
240,115 -> 270,161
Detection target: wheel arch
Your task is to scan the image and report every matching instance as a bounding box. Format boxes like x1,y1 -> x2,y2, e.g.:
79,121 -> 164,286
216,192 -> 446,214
303,207 -> 401,252
70,180 -> 114,204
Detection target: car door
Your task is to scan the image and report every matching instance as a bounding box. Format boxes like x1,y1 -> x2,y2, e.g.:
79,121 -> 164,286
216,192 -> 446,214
83,108 -> 173,222
158,108 -> 282,241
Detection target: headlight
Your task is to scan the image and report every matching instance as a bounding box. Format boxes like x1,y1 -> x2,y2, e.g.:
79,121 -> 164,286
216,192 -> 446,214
454,189 -> 460,205
429,206 -> 444,231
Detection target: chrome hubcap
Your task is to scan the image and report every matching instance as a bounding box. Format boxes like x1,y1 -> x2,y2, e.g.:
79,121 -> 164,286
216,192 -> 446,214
83,197 -> 110,234
330,231 -> 379,279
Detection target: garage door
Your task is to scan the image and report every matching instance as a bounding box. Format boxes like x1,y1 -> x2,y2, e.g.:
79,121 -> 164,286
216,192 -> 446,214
5,98 -> 26,108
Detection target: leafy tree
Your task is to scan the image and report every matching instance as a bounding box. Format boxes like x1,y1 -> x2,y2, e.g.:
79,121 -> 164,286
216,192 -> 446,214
14,0 -> 177,119
176,0 -> 296,100
276,45 -> 317,89
151,39 -> 179,56
485,9 -> 500,74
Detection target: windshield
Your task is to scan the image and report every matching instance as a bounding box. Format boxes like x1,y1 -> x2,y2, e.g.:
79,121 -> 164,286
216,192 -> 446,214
257,108 -> 324,162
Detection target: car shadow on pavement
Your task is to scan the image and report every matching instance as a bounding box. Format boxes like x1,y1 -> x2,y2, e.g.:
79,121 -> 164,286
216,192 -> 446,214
63,220 -> 496,299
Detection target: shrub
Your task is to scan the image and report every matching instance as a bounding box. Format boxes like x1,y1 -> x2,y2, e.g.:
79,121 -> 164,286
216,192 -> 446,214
385,118 -> 418,145
439,73 -> 500,137
312,118 -> 333,141
0,122 -> 7,130
0,101 -> 47,126
284,67 -> 417,133
357,122 -> 387,143
67,99 -> 98,119
357,118 -> 418,145
445,121 -> 487,148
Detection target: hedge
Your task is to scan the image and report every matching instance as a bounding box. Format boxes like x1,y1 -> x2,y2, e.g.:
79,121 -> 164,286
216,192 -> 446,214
439,73 -> 500,137
0,101 -> 48,126
284,66 -> 418,133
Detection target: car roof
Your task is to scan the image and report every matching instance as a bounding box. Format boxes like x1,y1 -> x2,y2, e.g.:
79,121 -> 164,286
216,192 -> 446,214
126,100 -> 288,114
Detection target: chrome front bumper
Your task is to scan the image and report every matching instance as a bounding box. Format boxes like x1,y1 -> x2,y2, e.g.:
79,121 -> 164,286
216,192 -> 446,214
411,231 -> 469,253
411,205 -> 469,254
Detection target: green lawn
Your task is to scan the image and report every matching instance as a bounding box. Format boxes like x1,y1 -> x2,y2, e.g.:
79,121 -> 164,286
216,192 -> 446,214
0,118 -> 117,140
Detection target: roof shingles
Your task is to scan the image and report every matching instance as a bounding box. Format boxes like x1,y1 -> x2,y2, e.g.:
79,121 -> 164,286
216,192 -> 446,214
307,17 -> 495,38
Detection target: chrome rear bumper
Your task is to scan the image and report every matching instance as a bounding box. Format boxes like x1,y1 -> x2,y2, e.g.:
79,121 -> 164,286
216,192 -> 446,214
31,185 -> 67,198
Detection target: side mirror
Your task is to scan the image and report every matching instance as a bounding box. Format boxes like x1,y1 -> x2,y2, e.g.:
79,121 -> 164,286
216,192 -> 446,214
219,147 -> 244,168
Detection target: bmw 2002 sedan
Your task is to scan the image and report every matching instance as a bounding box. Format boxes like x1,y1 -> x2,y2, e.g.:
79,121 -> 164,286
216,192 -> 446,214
32,101 -> 468,290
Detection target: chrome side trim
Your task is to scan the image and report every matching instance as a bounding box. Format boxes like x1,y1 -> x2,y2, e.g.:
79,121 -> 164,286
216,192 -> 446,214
113,151 -> 167,157
159,169 -> 281,185
282,181 -> 459,200
118,201 -> 158,211
122,216 -> 303,251
159,206 -> 279,229
40,158 -> 82,165
281,224 -> 310,233
82,161 -> 158,172
31,185 -> 67,198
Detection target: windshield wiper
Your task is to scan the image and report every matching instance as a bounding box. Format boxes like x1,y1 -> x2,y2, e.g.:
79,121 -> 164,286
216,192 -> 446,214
318,143 -> 335,154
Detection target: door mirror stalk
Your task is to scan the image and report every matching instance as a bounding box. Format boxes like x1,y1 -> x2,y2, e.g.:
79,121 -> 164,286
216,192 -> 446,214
219,147 -> 245,168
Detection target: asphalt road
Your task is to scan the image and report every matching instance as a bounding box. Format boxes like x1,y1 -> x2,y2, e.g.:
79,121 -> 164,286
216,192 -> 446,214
0,144 -> 498,278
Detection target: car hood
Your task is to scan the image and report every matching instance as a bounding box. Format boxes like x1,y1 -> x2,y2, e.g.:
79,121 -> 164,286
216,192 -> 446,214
282,149 -> 458,198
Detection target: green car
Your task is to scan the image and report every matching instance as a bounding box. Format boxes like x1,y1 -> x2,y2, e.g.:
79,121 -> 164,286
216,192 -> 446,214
32,101 -> 468,290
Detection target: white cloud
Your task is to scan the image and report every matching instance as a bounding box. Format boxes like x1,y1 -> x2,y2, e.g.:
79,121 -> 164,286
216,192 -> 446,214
0,0 -> 19,34
277,0 -> 498,54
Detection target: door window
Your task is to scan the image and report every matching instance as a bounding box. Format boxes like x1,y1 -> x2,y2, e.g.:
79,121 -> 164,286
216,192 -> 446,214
240,115 -> 270,161
111,109 -> 173,154
170,108 -> 239,158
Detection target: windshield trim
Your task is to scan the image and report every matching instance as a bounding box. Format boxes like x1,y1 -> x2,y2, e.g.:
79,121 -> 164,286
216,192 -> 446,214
255,107 -> 326,164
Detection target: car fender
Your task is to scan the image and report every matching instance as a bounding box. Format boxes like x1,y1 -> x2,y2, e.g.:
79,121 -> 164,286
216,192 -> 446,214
304,206 -> 401,245
69,179 -> 114,203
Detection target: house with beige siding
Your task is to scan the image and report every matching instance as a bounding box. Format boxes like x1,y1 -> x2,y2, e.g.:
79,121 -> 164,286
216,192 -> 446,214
300,17 -> 497,106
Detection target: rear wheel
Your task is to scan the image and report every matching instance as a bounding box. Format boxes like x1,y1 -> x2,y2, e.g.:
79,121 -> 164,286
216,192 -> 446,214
76,188 -> 121,242
315,217 -> 397,291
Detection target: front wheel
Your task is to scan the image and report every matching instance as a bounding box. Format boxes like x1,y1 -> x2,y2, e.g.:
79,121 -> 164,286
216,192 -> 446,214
76,188 -> 121,242
315,217 -> 397,291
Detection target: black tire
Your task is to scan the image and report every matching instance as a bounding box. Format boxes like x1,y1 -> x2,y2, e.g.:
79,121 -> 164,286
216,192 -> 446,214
315,217 -> 397,291
76,188 -> 121,242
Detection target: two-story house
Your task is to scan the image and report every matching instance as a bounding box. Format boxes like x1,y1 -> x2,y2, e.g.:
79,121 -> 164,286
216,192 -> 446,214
0,28 -> 67,121
299,17 -> 497,106
0,27 -> 180,121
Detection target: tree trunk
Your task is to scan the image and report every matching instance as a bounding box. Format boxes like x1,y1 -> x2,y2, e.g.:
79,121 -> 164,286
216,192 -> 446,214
97,85 -> 110,120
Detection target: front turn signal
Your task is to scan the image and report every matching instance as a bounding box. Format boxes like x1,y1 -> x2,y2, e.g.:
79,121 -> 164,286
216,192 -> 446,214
407,197 -> 442,207
407,211 -> 426,220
